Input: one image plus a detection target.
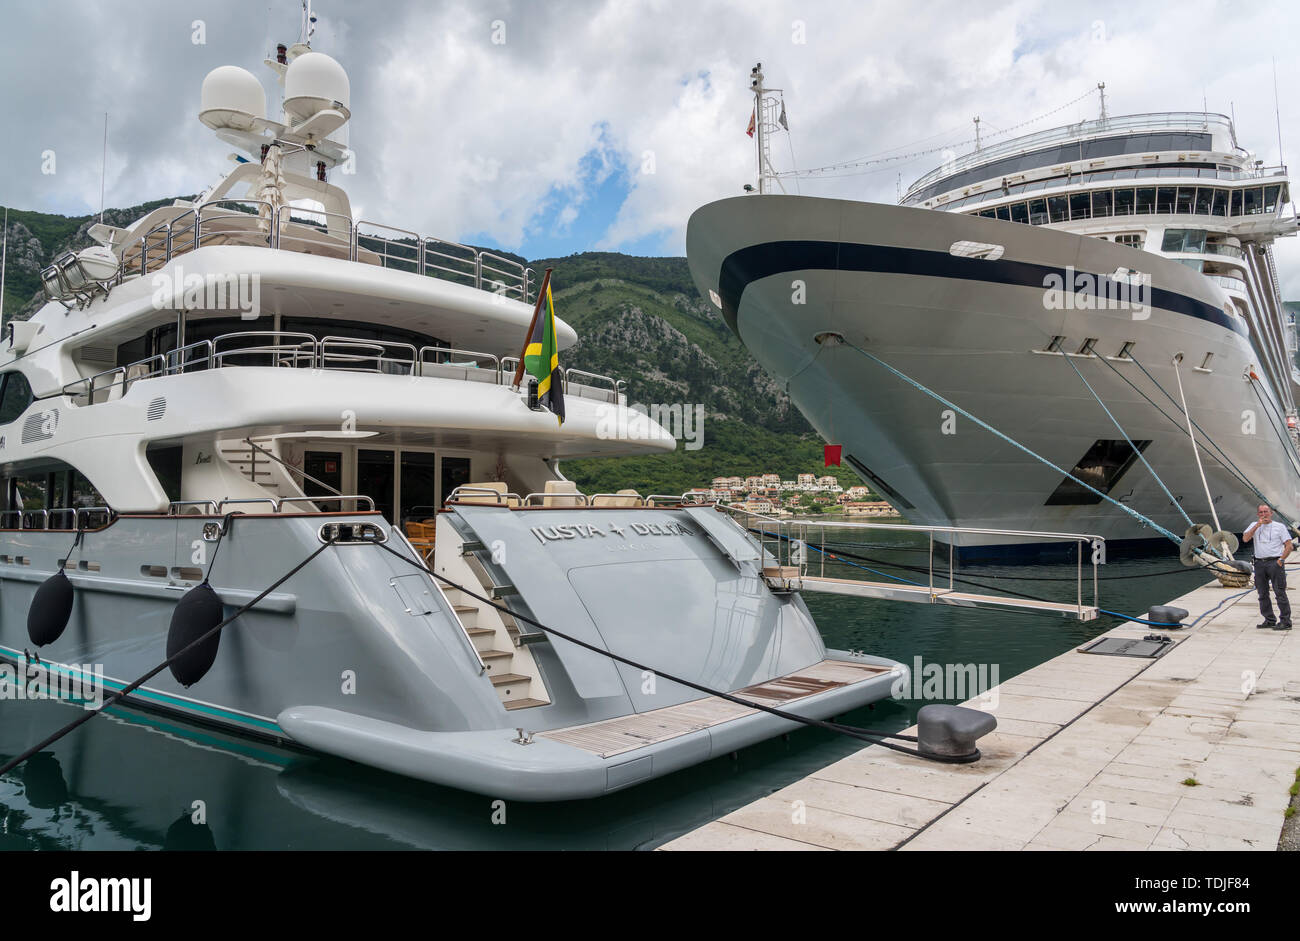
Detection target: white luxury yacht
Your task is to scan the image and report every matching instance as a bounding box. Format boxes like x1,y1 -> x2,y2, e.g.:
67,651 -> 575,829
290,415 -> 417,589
688,70 -> 1300,558
0,35 -> 907,799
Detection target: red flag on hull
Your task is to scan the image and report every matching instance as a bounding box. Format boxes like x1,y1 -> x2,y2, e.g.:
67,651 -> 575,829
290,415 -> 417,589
824,444 -> 842,467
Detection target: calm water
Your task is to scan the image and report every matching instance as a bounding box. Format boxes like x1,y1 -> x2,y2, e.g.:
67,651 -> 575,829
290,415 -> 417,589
0,535 -> 1210,851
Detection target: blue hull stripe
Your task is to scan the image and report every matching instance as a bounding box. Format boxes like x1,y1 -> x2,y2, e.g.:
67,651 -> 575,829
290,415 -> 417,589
716,239 -> 1246,339
0,644 -> 281,734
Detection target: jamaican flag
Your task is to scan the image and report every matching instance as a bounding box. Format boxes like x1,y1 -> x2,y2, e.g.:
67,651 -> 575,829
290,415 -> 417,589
522,274 -> 565,424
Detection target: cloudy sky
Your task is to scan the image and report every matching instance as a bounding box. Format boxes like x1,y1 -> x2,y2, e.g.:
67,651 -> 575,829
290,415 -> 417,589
1,0 -> 1297,292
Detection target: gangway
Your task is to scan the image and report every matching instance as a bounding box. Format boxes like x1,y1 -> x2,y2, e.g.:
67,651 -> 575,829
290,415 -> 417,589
721,508 -> 1103,621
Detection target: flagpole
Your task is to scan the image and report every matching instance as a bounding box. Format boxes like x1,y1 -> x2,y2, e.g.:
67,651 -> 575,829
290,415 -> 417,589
512,267 -> 552,389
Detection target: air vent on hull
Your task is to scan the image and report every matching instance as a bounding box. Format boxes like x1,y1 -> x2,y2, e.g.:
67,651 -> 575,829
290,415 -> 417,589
147,397 -> 167,421
21,409 -> 59,444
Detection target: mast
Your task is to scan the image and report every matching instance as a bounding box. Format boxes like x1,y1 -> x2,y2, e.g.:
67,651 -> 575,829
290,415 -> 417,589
749,63 -> 788,194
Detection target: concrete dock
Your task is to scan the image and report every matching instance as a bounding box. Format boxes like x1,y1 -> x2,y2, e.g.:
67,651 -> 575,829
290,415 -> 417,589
661,580 -> 1299,851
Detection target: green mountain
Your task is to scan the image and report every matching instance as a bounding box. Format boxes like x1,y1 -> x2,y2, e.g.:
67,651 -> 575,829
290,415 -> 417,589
0,202 -> 860,496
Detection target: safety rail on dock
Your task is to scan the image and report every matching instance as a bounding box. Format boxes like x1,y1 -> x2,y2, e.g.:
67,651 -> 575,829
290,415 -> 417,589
719,505 -> 1105,621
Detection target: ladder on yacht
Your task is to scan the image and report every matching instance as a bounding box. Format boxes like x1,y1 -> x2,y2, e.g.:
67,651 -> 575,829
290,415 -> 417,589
219,436 -> 300,501
728,509 -> 1102,621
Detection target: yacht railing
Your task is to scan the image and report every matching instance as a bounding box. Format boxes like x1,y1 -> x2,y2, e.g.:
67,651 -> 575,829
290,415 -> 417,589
0,506 -> 115,530
47,200 -> 537,307
61,330 -> 627,405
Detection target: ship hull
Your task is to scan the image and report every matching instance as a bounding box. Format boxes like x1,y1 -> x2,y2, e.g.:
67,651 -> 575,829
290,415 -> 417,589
687,195 -> 1300,554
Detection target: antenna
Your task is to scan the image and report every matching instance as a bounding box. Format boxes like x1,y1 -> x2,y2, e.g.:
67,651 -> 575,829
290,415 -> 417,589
973,116 -> 981,151
1097,82 -> 1107,125
301,0 -> 316,46
1273,57 -> 1285,166
99,112 -> 108,225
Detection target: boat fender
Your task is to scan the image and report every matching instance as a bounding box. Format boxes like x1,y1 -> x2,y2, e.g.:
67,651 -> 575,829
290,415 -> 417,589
166,583 -> 225,687
27,569 -> 75,647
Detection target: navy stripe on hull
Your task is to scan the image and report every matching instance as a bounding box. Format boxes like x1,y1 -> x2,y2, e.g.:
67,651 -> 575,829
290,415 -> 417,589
717,239 -> 1246,339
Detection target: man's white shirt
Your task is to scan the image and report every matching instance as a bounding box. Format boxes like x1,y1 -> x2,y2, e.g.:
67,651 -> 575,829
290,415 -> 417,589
1252,521 -> 1292,559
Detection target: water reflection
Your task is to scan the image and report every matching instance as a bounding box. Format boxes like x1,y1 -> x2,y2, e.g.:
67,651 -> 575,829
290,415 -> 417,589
0,547 -> 1209,851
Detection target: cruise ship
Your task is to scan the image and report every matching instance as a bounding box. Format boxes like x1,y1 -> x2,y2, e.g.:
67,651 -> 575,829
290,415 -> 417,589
688,72 -> 1300,557
0,33 -> 907,799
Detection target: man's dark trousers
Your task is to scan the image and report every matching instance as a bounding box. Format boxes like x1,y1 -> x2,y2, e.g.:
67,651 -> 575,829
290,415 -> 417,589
1255,558 -> 1291,625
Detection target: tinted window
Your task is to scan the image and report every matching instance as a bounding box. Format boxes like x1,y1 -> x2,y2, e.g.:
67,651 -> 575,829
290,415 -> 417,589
0,372 -> 33,425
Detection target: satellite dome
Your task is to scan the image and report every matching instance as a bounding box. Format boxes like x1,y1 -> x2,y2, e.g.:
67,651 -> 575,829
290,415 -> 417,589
199,66 -> 267,131
283,52 -> 351,124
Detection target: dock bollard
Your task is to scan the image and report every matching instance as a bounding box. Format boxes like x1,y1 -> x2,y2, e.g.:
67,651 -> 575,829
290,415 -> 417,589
916,704 -> 997,763
1146,605 -> 1189,629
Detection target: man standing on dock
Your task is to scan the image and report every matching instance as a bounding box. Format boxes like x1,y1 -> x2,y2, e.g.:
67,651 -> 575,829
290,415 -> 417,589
1243,504 -> 1293,630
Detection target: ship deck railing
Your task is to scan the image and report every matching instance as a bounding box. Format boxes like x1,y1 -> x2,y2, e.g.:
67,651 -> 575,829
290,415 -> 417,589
60,331 -> 626,407
42,198 -> 538,308
905,111 -> 1240,200
719,505 -> 1104,621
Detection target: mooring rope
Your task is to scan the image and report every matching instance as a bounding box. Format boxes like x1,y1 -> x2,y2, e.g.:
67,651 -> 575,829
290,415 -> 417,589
1061,353 -> 1195,530
838,339 -> 1182,543
1096,353 -> 1277,519
371,539 -> 974,763
0,536 -> 336,777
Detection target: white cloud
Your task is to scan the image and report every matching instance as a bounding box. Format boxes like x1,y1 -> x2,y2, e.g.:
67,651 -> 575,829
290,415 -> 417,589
1,0 -> 1298,293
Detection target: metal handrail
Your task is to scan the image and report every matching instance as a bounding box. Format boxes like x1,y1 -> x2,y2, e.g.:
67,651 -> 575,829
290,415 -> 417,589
906,111 -> 1237,198
216,497 -> 281,513
719,504 -> 1102,617
446,485 -> 521,505
280,495 -> 376,512
169,500 -> 219,515
213,331 -> 319,368
522,492 -> 590,506
319,336 -> 417,375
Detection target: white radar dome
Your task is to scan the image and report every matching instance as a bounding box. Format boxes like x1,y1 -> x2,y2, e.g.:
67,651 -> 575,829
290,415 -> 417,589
199,66 -> 267,131
283,52 -> 351,124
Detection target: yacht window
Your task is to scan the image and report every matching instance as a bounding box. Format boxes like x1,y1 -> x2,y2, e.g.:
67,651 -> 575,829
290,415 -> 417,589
1092,190 -> 1113,217
1113,189 -> 1135,216
0,372 -> 33,425
1193,188 -> 1214,215
1115,234 -> 1143,249
1230,189 -> 1243,216
979,209 -> 997,219
1135,188 -> 1156,214
995,205 -> 1011,221
1174,187 -> 1195,214
1028,198 -> 1048,224
1242,188 -> 1261,214
1045,439 -> 1151,505
1210,189 -> 1227,216
440,457 -> 472,507
1047,195 -> 1069,223
1156,187 -> 1176,213
1264,185 -> 1282,213
1010,202 -> 1029,224
1069,192 -> 1092,220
